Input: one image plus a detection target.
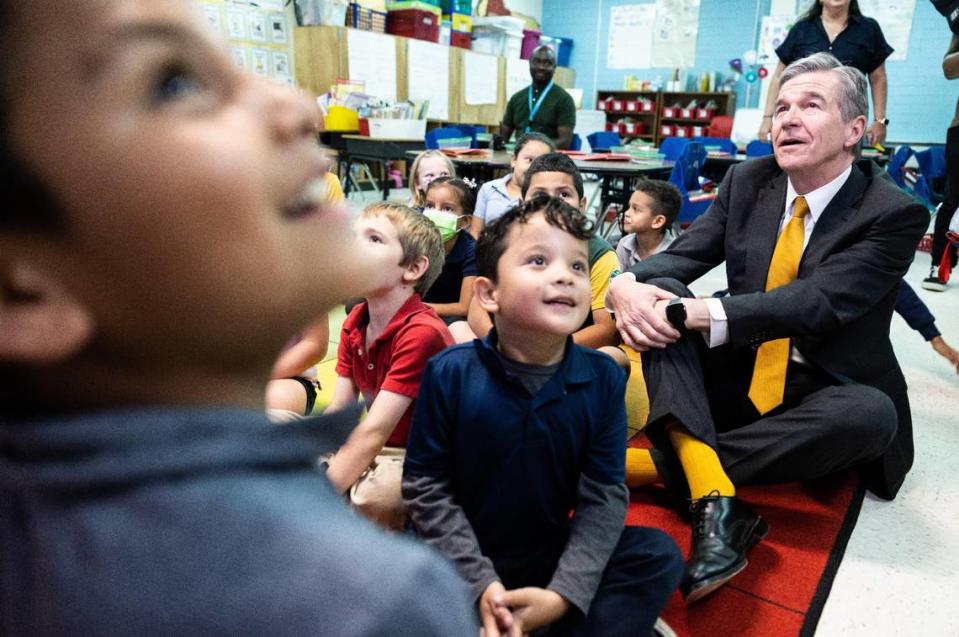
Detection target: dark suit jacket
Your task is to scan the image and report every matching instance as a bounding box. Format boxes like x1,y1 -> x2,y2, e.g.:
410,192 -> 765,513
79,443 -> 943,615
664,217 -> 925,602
628,156 -> 928,500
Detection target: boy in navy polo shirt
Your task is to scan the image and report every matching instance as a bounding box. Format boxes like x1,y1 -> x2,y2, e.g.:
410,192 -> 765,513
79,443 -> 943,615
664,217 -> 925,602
326,202 -> 454,526
403,195 -> 682,636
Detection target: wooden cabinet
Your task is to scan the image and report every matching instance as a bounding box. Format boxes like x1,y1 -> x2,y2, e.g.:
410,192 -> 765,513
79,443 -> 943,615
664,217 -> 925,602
596,90 -> 735,145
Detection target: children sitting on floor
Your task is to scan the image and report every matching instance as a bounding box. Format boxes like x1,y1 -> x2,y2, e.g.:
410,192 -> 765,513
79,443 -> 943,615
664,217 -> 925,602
421,177 -> 478,324
0,1 -> 475,633
615,179 -> 681,269
325,202 -> 454,528
462,153 -> 620,349
265,316 -> 329,421
403,195 -> 683,637
471,131 -> 555,237
408,149 -> 455,210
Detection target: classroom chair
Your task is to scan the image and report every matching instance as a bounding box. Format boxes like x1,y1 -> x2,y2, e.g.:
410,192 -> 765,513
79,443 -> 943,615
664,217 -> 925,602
915,146 -> 946,203
569,133 -> 583,151
425,127 -> 473,150
659,137 -> 691,161
668,142 -> 715,226
887,145 -> 936,209
691,136 -> 737,155
587,131 -> 622,152
707,115 -> 733,139
453,125 -> 481,148
745,140 -> 773,158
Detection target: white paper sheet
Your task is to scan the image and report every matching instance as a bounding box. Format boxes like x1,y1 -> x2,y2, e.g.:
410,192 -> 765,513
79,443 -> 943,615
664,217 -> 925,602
505,56 -> 530,100
651,0 -> 701,68
408,39 -> 450,120
859,0 -> 916,62
607,4 -> 656,70
463,51 -> 499,106
758,14 -> 796,65
348,30 -> 397,102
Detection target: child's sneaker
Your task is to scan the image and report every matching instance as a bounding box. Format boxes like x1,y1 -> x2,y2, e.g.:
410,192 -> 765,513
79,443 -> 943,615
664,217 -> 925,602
921,266 -> 948,292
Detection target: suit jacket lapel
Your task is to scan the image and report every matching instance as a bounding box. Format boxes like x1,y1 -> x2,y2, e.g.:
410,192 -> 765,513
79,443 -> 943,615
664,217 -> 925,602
745,172 -> 788,292
799,164 -> 866,274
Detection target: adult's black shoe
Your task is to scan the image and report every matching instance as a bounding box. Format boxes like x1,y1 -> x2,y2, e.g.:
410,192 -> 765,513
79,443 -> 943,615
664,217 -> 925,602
681,494 -> 768,603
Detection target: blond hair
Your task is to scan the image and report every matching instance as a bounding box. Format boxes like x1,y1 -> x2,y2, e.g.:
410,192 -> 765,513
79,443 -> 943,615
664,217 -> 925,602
408,150 -> 456,208
360,202 -> 445,293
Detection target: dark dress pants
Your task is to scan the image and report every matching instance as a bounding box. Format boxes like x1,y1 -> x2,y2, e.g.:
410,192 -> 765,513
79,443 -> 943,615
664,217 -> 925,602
931,125 -> 959,269
639,278 -> 898,496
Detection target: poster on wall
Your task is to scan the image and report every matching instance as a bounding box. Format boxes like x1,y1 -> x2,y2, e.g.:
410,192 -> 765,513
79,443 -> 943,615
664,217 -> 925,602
463,51 -> 499,105
408,40 -> 451,120
348,30 -> 398,101
607,4 -> 656,70
758,14 -> 796,65
651,0 -> 701,68
506,56 -> 531,101
195,1 -> 297,84
859,0 -> 916,61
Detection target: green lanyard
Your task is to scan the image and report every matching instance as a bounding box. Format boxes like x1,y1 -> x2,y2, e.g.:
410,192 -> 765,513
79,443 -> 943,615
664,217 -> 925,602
526,81 -> 554,133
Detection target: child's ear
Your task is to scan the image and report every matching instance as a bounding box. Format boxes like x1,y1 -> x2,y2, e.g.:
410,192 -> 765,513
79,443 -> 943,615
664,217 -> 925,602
577,196 -> 587,213
403,255 -> 430,288
473,276 -> 499,314
0,261 -> 94,364
651,214 -> 667,230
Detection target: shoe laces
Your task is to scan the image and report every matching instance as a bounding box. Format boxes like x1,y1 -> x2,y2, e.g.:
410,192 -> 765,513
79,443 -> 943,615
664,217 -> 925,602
689,489 -> 721,537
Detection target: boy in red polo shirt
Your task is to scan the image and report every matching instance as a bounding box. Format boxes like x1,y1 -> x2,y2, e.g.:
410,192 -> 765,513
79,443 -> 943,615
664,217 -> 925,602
326,202 -> 454,528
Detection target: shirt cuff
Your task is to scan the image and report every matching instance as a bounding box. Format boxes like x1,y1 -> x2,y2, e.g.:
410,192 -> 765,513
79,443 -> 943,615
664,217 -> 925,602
704,297 -> 729,348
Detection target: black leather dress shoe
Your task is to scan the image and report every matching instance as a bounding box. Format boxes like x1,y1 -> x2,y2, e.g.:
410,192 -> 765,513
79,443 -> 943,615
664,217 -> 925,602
681,494 -> 768,603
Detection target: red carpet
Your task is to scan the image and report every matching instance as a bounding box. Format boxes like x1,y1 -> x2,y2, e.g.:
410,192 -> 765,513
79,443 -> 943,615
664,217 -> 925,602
626,445 -> 865,636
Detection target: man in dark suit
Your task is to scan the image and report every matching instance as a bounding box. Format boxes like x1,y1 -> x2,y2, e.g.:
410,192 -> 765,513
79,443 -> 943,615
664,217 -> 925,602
606,52 -> 927,602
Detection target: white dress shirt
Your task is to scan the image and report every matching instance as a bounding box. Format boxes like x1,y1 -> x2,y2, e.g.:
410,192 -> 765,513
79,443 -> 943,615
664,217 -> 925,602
704,165 -> 853,349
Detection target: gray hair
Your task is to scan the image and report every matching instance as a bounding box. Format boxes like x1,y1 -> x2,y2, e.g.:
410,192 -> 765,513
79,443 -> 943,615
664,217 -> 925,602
779,52 -> 868,123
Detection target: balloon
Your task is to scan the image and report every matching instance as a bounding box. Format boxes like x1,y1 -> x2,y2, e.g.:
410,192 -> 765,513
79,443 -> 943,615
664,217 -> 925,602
743,49 -> 757,65
729,58 -> 743,72
757,66 -> 769,79
745,71 -> 758,83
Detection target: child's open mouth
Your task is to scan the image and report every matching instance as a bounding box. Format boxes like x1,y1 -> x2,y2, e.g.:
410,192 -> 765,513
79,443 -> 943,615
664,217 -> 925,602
544,296 -> 576,308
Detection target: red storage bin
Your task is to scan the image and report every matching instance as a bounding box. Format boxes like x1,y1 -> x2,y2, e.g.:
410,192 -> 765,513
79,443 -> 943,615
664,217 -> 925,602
598,98 -> 608,111
521,28 -> 541,59
691,125 -> 707,137
639,100 -> 655,112
660,124 -> 674,137
695,107 -> 718,119
662,106 -> 679,118
610,99 -> 624,112
674,126 -> 692,137
625,100 -> 639,112
451,30 -> 471,48
387,9 -> 440,42
605,121 -> 617,132
679,107 -> 694,119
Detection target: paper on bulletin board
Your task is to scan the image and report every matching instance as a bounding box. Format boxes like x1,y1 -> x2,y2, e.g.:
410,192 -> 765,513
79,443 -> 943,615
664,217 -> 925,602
758,14 -> 796,65
859,0 -> 916,61
408,39 -> 450,120
463,51 -> 499,105
506,56 -> 531,100
651,0 -> 701,68
348,30 -> 398,102
769,0 -> 797,16
607,4 -> 656,70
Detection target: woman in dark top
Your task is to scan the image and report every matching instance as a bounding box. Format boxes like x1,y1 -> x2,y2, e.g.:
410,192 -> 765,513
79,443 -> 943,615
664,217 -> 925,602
759,0 -> 892,146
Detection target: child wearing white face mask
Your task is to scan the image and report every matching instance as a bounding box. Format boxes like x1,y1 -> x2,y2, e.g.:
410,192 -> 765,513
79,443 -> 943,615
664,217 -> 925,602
422,177 -> 478,323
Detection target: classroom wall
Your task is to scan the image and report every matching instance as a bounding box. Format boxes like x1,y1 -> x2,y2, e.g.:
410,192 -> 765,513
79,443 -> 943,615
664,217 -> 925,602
541,0 -> 956,144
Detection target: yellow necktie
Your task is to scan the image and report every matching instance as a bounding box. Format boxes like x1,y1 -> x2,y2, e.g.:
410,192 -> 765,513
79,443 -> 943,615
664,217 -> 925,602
748,196 -> 810,415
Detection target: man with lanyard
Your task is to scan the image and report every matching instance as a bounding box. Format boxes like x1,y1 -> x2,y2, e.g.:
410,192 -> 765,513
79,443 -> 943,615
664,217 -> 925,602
500,46 -> 576,150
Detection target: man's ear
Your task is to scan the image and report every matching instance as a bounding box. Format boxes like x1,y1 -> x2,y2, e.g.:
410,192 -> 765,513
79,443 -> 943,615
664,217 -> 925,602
844,115 -> 867,151
473,276 -> 500,314
0,261 -> 94,364
403,255 -> 430,288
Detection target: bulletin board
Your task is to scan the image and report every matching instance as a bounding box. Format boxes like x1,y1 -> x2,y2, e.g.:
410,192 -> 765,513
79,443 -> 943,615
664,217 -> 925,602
194,0 -> 297,84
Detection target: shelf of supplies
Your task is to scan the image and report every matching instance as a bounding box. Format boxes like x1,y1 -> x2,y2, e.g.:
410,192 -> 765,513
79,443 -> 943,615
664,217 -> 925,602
604,110 -> 657,116
660,117 -> 713,123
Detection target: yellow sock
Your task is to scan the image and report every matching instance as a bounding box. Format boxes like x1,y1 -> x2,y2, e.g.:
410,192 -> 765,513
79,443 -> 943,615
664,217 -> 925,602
626,448 -> 660,488
667,425 -> 735,500
621,345 -> 650,440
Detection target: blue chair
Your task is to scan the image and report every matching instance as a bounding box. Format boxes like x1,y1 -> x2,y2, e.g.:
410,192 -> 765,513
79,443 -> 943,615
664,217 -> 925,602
915,146 -> 946,202
425,126 -> 473,150
587,131 -> 622,152
453,125 -> 480,148
691,136 -> 738,155
887,145 -> 935,209
668,142 -> 715,226
569,133 -> 583,151
745,140 -> 773,158
659,137 -> 691,161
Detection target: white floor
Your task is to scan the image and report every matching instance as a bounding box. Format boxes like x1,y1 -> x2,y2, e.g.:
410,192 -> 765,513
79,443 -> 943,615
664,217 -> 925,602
346,184 -> 959,636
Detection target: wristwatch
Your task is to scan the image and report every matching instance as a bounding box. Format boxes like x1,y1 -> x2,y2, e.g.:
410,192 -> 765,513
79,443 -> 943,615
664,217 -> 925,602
665,298 -> 688,333
875,117 -> 889,126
